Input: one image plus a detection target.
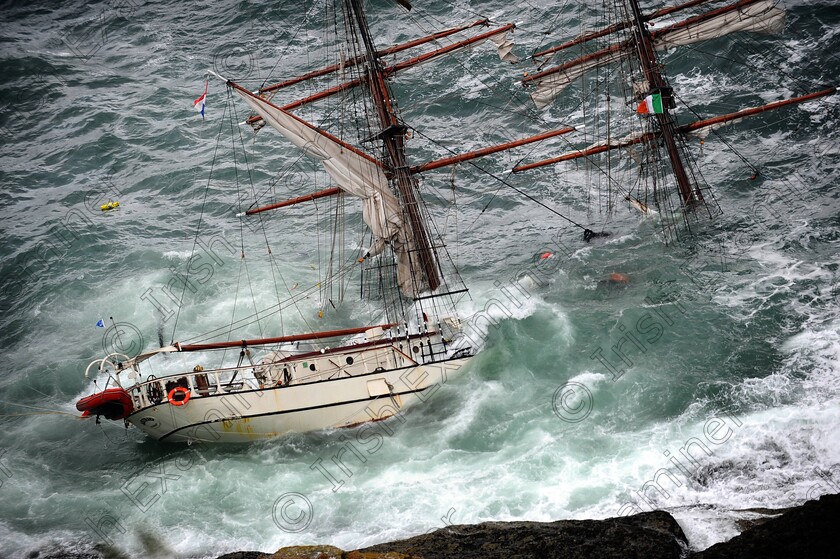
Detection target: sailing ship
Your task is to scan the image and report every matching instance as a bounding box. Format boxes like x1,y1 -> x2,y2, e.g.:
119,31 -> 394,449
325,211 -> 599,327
512,0 -> 835,242
75,1 -> 565,443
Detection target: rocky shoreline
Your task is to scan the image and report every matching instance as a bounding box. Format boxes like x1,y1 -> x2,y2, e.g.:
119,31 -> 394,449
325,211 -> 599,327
216,493 -> 838,559
28,493 -> 837,558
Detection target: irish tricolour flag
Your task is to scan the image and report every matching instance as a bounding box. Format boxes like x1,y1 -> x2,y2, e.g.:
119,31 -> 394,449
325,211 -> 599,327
194,79 -> 208,119
637,92 -> 664,115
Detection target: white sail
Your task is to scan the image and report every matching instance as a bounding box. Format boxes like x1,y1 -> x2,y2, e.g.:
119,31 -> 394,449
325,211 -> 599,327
530,50 -> 624,110
403,28 -> 519,71
530,0 -> 785,109
489,30 -> 519,63
654,0 -> 785,49
556,129 -> 647,159
686,116 -> 746,138
235,89 -> 421,296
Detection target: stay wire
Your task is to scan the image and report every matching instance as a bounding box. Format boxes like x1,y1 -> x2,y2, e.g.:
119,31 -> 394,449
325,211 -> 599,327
407,10 -> 540,123
230,95 -> 313,337
529,0 -> 574,58
0,399 -> 79,418
170,91 -> 230,344
401,8 -> 633,233
228,97 -> 267,338
220,105 -> 247,366
673,91 -> 760,176
409,125 -> 591,232
678,39 -> 831,94
179,263 -> 359,346
258,1 -> 326,90
244,101 -> 345,210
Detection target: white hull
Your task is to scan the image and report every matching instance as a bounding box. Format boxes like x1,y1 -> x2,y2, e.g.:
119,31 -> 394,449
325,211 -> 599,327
128,359 -> 467,443
100,331 -> 470,443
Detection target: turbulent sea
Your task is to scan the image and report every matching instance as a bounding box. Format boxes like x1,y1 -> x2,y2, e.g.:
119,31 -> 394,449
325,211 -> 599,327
1,0 -> 839,557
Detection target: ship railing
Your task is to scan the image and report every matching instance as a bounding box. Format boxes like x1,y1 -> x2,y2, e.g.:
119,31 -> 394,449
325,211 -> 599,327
124,336 -> 429,408
126,365 -> 260,409
120,330 -> 463,410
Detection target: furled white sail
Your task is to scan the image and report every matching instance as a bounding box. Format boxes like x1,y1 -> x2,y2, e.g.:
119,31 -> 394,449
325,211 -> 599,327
654,0 -> 785,49
235,89 -> 421,296
530,50 -> 624,110
392,28 -> 518,72
557,129 -> 647,159
489,31 -> 519,63
530,0 -> 785,109
685,116 -> 746,138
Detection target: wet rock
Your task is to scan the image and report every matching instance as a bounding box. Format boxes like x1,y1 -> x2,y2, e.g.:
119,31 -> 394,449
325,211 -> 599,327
356,511 -> 688,559
268,546 -> 345,559
693,493 -> 839,559
345,553 -> 413,559
215,495 -> 840,559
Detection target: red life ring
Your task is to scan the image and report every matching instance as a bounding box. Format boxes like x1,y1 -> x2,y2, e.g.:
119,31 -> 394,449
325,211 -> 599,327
168,386 -> 191,406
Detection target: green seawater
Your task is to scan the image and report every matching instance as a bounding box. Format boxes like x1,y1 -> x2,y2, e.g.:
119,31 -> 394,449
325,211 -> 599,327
0,1 -> 838,557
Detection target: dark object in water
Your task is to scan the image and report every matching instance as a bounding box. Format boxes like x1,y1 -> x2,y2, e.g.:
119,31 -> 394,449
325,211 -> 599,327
584,229 -> 611,242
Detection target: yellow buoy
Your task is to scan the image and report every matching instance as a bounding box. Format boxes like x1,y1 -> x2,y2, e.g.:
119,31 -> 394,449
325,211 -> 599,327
101,201 -> 120,211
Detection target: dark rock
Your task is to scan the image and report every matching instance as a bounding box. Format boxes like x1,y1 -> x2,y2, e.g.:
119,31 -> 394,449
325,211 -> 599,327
22,542 -> 127,559
356,511 -> 688,559
216,495 -> 840,559
345,553 -> 412,559
727,504 -> 792,531
266,546 -> 344,559
734,516 -> 773,532
732,506 -> 793,516
692,493 -> 840,559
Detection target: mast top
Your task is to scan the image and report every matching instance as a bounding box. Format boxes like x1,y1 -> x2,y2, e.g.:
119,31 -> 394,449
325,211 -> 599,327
346,0 -> 442,295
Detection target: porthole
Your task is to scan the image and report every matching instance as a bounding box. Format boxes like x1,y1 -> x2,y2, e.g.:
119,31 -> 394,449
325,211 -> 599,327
346,356 -> 354,365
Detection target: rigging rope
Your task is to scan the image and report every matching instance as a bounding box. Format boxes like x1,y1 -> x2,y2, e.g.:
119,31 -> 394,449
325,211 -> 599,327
230,96 -> 320,337
258,1 -> 325,90
674,92 -> 759,176
170,92 -> 231,343
221,94 -> 248,367
403,6 -> 644,237
408,125 -> 594,233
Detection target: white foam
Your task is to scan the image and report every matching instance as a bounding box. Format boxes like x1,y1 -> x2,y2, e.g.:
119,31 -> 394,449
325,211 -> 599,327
162,249 -> 192,260
567,370 -> 609,388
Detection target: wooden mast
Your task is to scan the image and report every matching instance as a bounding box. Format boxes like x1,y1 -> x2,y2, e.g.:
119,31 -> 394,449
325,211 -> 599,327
247,23 -> 516,126
238,128 -> 578,216
410,128 -> 576,174
177,323 -> 397,352
532,0 -> 712,59
259,19 -> 490,95
628,0 -> 702,208
244,187 -> 342,215
512,88 -> 838,172
347,0 -> 441,293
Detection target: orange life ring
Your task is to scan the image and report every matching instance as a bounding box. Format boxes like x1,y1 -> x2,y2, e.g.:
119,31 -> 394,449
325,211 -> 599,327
168,386 -> 191,406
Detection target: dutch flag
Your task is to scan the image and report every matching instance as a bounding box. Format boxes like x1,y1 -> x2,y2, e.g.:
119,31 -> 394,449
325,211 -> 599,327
194,79 -> 208,119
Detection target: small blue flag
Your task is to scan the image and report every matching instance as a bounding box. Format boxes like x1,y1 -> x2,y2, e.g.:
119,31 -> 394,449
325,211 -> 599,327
96,319 -> 105,328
